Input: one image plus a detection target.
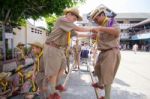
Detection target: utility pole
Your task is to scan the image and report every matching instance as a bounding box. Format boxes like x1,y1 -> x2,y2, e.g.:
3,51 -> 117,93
25,21 -> 28,48
2,23 -> 6,61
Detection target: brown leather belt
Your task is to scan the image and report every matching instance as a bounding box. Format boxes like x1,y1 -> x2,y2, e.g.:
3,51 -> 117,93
101,47 -> 119,52
46,42 -> 61,49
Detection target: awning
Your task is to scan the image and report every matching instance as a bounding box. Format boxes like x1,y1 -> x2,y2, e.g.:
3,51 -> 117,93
131,32 -> 150,40
129,19 -> 150,29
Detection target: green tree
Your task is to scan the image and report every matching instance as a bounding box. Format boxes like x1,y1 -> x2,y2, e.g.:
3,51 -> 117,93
0,0 -> 84,25
45,14 -> 58,32
0,0 -> 84,60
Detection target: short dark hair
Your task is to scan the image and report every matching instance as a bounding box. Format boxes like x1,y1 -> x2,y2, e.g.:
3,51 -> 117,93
67,12 -> 79,19
98,11 -> 105,16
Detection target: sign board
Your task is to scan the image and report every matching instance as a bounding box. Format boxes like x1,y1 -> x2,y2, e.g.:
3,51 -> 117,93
5,33 -> 13,39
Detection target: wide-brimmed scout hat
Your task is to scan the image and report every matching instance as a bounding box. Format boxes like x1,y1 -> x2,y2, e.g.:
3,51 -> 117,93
64,7 -> 83,21
90,6 -> 107,20
28,42 -> 43,49
17,42 -> 25,47
0,72 -> 11,80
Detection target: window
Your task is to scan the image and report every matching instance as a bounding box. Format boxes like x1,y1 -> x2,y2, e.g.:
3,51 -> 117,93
31,27 -> 43,34
40,30 -> 42,34
31,28 -> 34,32
38,29 -> 39,33
35,29 -> 37,33
117,21 -> 123,23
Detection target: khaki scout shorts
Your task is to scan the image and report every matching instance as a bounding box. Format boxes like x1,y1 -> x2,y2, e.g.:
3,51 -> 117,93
43,44 -> 66,76
94,49 -> 121,85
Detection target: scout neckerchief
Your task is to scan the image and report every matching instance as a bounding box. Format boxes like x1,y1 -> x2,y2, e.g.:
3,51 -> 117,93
96,17 -> 108,43
67,32 -> 71,46
108,18 -> 115,27
66,32 -> 71,59
65,48 -> 69,58
31,80 -> 37,92
0,80 -> 8,91
17,70 -> 24,85
16,65 -> 24,85
36,50 -> 43,72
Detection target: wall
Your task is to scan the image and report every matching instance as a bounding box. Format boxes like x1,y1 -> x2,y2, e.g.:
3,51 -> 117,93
12,22 -> 48,48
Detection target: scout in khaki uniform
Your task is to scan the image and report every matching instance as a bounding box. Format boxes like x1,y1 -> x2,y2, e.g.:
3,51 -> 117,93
15,42 -> 26,66
13,65 -> 25,88
21,71 -> 37,99
73,39 -> 81,69
0,72 -> 12,98
43,7 -> 93,99
29,42 -> 46,98
90,6 -> 121,99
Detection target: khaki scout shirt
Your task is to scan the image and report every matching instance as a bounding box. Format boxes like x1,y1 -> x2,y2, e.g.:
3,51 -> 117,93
45,16 -> 77,47
73,45 -> 81,54
34,55 -> 44,73
97,18 -> 120,50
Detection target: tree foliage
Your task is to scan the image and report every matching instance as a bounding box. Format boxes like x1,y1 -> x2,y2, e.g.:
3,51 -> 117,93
0,0 -> 84,26
45,14 -> 58,32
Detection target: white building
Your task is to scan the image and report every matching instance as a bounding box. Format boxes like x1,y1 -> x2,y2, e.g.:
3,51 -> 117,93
116,13 -> 150,40
12,22 -> 48,48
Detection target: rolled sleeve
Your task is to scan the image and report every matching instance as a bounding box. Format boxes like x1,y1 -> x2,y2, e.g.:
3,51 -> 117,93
71,30 -> 77,37
59,20 -> 77,32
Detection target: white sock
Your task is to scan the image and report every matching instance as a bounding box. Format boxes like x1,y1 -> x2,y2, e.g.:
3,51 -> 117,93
105,85 -> 111,99
48,83 -> 56,94
100,89 -> 105,97
57,77 -> 64,86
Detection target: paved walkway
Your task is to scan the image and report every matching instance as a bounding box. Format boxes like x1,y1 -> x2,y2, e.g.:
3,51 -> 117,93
62,51 -> 150,99
62,65 -> 97,99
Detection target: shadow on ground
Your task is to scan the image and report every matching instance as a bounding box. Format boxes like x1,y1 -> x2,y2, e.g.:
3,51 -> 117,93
112,86 -> 147,99
114,78 -> 130,87
112,78 -> 147,99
